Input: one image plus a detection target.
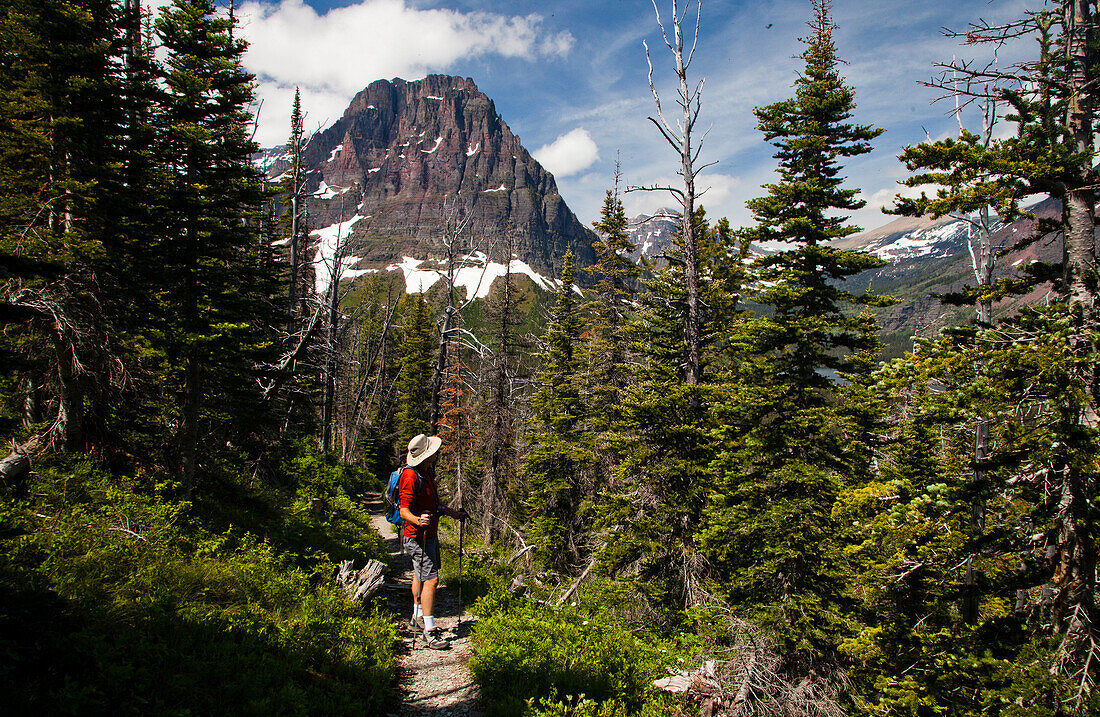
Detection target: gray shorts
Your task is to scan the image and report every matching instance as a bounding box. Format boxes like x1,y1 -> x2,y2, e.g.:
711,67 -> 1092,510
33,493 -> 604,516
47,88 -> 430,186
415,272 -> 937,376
403,535 -> 441,581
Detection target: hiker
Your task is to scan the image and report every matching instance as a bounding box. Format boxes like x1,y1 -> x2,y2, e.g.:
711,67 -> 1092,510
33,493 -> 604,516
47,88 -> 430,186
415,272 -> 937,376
399,433 -> 467,650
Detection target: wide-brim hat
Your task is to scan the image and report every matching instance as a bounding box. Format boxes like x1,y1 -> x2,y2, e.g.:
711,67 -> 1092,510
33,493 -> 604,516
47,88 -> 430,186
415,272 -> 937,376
406,434 -> 443,467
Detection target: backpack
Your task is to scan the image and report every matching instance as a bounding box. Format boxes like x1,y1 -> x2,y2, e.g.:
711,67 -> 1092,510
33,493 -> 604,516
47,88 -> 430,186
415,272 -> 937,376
383,465 -> 419,526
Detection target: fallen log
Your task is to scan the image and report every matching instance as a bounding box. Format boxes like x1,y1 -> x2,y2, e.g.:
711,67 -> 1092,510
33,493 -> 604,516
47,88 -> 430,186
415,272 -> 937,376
507,544 -> 536,565
336,559 -> 387,602
556,554 -> 597,606
1,434 -> 46,487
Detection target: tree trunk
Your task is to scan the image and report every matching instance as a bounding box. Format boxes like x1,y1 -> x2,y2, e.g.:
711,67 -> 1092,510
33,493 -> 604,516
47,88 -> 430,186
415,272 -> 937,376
964,208 -> 994,624
1050,459 -> 1095,639
50,324 -> 83,452
1063,187 -> 1096,308
178,356 -> 202,495
289,192 -> 299,318
643,0 -> 705,385
321,278 -> 340,454
429,305 -> 453,432
672,3 -> 701,385
0,434 -> 46,486
1063,1 -> 1096,309
22,374 -> 40,432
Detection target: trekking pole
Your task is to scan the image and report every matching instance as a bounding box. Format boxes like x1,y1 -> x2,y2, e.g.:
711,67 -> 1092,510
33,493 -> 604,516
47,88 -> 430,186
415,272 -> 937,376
457,514 -> 465,631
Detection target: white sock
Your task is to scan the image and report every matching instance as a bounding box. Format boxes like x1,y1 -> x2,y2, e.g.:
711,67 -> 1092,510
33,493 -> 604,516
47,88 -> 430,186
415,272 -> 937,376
423,615 -> 435,632
413,604 -> 422,619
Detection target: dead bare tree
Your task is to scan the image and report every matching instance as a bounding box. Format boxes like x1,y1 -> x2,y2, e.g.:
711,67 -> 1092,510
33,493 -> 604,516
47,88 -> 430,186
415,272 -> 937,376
4,282 -> 95,452
316,197 -> 365,454
428,199 -> 498,433
630,0 -> 715,385
338,284 -> 400,463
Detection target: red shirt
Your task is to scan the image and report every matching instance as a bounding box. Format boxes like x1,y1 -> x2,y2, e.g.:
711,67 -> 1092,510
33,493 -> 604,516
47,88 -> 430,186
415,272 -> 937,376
398,465 -> 440,539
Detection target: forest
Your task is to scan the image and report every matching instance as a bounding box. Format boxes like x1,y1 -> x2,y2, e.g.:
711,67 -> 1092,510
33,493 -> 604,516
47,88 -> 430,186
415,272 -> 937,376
1,0 -> 1098,715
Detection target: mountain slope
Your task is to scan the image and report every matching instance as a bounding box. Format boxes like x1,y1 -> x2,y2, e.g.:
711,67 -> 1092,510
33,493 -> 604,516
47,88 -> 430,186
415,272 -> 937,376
838,199 -> 1061,354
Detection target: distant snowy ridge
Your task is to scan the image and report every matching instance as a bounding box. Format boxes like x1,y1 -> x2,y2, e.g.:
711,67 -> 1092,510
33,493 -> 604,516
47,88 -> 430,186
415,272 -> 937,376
835,212 -> 1006,263
859,218 -> 975,262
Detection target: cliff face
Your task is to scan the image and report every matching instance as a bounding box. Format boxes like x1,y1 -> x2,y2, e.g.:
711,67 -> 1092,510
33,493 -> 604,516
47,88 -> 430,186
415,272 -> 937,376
274,75 -> 596,280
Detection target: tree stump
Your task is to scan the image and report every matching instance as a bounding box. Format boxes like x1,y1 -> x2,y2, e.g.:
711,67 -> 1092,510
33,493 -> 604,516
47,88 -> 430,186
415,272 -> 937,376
336,559 -> 387,602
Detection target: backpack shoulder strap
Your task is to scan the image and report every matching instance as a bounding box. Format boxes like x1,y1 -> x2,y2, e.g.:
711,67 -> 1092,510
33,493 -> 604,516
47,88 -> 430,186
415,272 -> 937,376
401,465 -> 421,491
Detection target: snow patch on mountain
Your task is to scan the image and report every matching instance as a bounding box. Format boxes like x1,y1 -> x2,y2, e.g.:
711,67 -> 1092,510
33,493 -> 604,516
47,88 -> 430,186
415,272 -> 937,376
422,137 -> 443,154
327,144 -> 343,162
311,215 -> 369,295
254,148 -> 290,171
313,181 -> 353,200
385,252 -> 564,300
861,219 -> 972,261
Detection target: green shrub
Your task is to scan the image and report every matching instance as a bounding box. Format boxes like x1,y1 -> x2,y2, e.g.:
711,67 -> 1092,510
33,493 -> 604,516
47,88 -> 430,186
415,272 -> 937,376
0,452 -> 398,716
470,599 -> 678,717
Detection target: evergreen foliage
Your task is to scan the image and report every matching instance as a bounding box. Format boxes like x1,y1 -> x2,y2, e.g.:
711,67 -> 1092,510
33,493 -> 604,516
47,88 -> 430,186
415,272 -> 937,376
524,252 -> 594,571
5,1 -> 1100,713
153,0 -> 275,489
585,178 -> 638,427
598,208 -> 740,609
699,0 -> 888,668
395,293 -> 435,453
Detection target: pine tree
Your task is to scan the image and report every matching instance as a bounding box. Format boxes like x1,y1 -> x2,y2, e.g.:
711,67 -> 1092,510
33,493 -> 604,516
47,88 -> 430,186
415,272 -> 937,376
282,87 -> 306,320
585,170 -> 637,429
153,0 -> 271,490
523,252 -> 594,571
699,0 -> 888,667
0,0 -> 128,451
597,207 -> 742,609
395,293 -> 434,454
839,315 -> 1100,715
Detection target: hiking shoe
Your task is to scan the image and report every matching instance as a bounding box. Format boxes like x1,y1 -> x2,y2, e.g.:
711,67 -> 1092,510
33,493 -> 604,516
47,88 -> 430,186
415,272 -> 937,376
422,628 -> 450,650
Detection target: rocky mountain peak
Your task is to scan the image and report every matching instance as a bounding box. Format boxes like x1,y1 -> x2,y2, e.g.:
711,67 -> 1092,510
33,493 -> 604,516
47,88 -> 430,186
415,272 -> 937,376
260,75 -> 596,292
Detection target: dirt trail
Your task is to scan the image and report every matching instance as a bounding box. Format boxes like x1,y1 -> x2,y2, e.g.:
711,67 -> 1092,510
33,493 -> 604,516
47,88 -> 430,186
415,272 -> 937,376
365,494 -> 482,717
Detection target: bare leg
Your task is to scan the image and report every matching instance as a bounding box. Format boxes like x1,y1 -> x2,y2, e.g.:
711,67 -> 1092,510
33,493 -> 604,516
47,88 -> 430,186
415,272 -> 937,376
421,576 -> 438,621
411,574 -> 421,613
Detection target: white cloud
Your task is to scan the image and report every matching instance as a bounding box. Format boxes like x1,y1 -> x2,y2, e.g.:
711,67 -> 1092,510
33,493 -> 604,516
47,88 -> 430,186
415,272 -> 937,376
533,128 -> 599,178
237,0 -> 574,146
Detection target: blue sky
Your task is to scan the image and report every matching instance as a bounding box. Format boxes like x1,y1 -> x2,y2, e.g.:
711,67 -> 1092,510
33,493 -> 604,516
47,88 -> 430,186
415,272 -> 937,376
234,0 -> 1034,232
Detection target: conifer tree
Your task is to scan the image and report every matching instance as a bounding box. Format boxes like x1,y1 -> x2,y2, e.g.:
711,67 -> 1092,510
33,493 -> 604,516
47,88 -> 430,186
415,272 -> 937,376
598,207 -> 739,608
699,0 -> 887,667
840,316 -> 1100,715
0,0 -> 127,451
154,0 -> 271,490
395,293 -> 434,453
896,2 -> 1100,669
523,252 -> 593,570
585,169 -> 638,427
282,88 -> 306,319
